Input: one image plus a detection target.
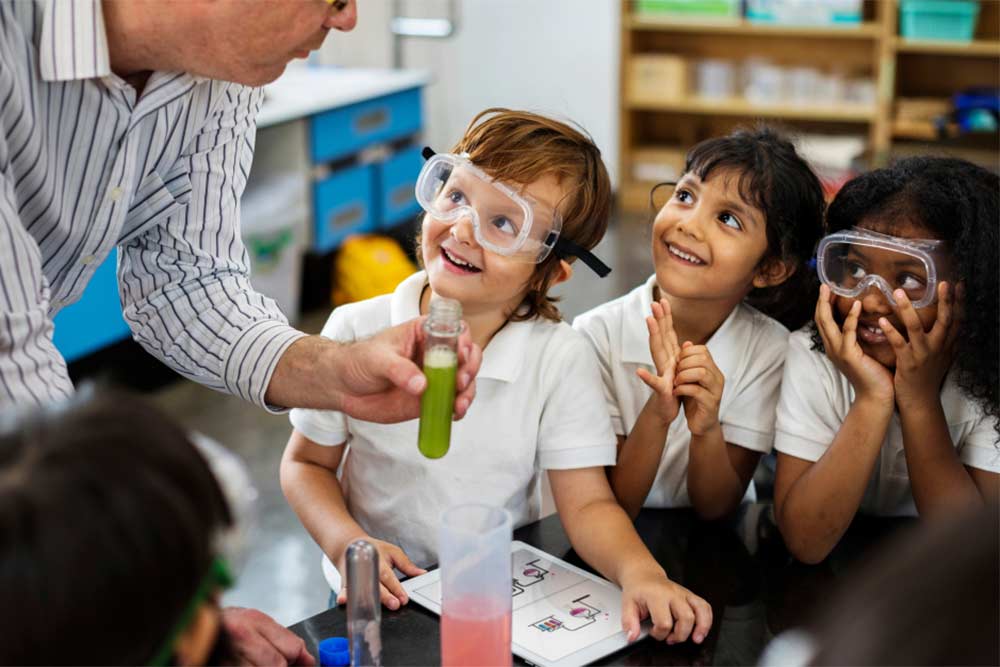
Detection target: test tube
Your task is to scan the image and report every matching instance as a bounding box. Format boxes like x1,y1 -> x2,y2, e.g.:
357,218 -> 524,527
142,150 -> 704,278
417,297 -> 462,459
346,540 -> 382,667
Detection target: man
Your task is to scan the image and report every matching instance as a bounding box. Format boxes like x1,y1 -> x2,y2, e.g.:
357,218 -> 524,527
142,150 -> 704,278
0,1 -> 481,664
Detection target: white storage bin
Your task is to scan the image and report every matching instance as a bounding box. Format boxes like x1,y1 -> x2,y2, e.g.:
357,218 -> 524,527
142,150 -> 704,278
241,175 -> 309,323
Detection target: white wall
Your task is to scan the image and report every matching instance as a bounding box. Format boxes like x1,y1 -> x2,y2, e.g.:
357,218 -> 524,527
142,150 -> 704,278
317,1 -> 621,185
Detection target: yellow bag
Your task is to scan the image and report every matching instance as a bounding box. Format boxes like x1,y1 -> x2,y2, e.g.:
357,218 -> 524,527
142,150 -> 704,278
332,235 -> 418,306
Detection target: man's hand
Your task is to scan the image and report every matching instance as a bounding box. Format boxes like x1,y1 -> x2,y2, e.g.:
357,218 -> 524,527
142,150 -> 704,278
221,607 -> 315,666
266,318 -> 482,422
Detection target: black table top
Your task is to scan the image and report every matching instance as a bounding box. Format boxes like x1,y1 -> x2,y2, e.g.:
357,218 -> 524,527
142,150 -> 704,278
289,505 -> 913,666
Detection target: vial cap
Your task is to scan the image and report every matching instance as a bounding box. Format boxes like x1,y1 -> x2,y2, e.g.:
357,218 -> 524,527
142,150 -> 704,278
319,637 -> 350,666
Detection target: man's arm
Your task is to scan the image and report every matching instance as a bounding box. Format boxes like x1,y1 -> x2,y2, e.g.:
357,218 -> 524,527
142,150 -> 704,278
118,83 -> 304,409
0,169 -> 74,407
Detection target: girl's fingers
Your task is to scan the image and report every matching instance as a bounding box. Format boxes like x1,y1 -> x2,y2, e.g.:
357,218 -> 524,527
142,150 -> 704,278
659,299 -> 681,358
673,367 -> 707,386
673,383 -> 713,405
893,289 -> 927,353
815,286 -> 843,350
927,281 -> 953,349
841,300 -> 861,352
879,317 -> 908,353
637,367 -> 671,396
646,316 -> 670,375
379,569 -> 407,609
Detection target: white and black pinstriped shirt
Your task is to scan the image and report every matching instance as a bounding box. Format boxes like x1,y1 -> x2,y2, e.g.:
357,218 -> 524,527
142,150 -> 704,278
0,0 -> 305,409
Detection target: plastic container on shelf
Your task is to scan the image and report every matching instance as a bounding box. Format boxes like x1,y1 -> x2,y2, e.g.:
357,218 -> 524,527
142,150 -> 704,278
899,0 -> 980,41
696,59 -> 736,99
635,0 -> 740,20
745,0 -> 862,25
241,174 -> 308,323
742,59 -> 786,104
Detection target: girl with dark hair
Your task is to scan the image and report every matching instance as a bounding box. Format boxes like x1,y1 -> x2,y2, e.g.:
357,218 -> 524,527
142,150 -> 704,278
574,126 -> 826,521
0,390 -> 240,665
774,156 -> 1000,564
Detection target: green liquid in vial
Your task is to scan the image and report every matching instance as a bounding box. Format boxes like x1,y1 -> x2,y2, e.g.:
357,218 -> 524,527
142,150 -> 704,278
418,347 -> 458,459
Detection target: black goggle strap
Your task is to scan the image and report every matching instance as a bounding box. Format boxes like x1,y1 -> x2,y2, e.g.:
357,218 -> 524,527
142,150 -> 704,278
550,234 -> 612,278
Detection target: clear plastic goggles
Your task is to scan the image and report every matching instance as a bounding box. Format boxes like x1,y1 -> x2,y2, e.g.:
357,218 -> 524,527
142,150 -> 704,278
816,228 -> 946,309
416,152 -> 563,263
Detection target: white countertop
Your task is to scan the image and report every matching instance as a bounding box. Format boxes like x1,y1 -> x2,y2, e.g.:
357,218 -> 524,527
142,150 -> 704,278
257,67 -> 431,128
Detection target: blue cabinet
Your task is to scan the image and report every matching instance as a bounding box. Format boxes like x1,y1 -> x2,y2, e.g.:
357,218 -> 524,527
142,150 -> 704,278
377,144 -> 424,229
312,164 -> 377,253
52,248 -> 131,362
310,88 -> 423,164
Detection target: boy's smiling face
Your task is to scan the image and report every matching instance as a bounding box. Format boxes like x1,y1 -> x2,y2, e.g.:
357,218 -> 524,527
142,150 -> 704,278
421,172 -> 571,318
651,169 -> 776,304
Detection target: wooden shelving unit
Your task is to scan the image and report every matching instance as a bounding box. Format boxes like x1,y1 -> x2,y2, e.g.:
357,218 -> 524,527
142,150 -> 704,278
618,0 -> 1000,211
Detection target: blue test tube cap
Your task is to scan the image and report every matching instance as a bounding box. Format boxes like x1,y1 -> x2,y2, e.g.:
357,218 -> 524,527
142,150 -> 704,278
319,637 -> 350,666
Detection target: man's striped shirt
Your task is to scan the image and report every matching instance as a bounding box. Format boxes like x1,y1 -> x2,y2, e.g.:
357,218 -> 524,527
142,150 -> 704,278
0,0 -> 305,409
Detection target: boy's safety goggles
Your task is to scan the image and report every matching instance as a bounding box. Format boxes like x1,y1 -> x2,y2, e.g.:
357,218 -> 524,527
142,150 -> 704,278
816,228 -> 947,309
415,148 -> 611,277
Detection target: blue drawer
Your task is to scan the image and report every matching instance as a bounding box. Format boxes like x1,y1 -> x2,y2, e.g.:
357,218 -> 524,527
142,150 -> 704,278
310,88 -> 423,164
53,248 -> 131,362
378,145 -> 424,229
312,164 -> 376,253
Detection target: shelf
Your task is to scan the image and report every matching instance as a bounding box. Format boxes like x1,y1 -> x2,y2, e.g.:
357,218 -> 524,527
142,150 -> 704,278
627,96 -> 877,122
627,15 -> 882,39
893,38 -> 1000,57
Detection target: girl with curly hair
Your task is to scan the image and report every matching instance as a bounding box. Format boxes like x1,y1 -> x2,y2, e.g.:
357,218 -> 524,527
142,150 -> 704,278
773,156 -> 999,564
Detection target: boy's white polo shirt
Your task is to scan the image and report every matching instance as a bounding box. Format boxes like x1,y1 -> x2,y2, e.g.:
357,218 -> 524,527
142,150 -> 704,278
573,274 -> 789,508
290,271 -> 617,583
775,328 -> 1000,516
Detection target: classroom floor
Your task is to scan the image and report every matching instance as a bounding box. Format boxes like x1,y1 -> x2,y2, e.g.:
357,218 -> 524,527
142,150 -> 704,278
150,214 -> 652,626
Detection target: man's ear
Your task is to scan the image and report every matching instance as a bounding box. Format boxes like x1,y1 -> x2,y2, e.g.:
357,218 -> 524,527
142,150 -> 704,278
752,258 -> 795,289
551,259 -> 574,287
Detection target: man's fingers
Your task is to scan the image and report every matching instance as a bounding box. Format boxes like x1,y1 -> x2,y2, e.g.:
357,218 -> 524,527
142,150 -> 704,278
452,378 -> 476,421
382,353 -> 426,396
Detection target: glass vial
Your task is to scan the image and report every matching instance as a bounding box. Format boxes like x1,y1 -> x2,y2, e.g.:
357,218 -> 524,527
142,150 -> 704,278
417,297 -> 462,459
346,540 -> 382,667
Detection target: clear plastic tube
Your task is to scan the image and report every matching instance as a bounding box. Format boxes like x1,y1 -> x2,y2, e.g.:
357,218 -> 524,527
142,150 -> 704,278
418,297 -> 462,459
346,540 -> 382,667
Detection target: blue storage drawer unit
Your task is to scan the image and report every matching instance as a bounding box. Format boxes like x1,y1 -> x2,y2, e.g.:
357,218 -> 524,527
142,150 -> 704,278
310,88 -> 423,164
312,164 -> 377,253
52,248 -> 131,362
378,144 -> 424,229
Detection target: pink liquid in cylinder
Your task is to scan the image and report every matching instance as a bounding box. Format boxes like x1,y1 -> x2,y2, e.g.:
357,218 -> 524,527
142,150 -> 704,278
441,598 -> 512,667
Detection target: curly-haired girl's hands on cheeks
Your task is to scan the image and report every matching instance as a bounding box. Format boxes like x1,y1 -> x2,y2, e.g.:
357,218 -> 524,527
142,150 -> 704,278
815,285 -> 894,405
619,565 -> 713,645
335,537 -> 426,610
673,342 -> 724,437
879,282 -> 962,411
636,299 -> 682,428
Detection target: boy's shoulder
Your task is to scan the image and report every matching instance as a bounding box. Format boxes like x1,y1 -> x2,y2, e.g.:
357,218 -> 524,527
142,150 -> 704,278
319,293 -> 395,342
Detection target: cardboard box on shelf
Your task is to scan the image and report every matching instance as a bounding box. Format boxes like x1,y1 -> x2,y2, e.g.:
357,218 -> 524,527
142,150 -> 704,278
628,55 -> 689,104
